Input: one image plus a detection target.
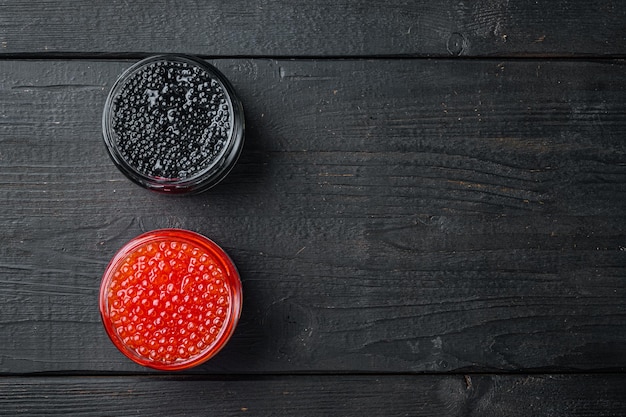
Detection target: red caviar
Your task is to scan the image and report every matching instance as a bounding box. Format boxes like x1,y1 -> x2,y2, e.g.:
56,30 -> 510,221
100,229 -> 242,370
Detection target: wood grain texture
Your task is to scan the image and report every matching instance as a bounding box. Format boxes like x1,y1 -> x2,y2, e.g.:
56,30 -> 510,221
0,0 -> 624,57
0,374 -> 625,417
0,59 -> 625,373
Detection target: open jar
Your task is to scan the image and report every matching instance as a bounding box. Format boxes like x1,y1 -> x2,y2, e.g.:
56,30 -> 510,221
102,55 -> 245,194
99,229 -> 242,370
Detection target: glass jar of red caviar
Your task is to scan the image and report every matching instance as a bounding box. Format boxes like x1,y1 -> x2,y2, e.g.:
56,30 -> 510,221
99,229 -> 242,370
102,55 -> 245,194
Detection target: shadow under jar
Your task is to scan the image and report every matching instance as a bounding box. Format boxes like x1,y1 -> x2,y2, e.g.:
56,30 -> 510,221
102,55 -> 244,194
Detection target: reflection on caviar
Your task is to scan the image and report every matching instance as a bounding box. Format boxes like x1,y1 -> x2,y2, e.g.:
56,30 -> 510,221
111,60 -> 232,180
107,239 -> 231,365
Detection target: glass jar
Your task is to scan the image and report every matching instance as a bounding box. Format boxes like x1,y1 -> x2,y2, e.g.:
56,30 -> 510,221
102,55 -> 245,194
99,229 -> 242,370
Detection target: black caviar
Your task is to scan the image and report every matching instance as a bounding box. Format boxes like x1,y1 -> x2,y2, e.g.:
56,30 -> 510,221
103,55 -> 244,194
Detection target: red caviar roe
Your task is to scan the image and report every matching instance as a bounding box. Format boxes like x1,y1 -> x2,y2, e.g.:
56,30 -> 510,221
100,229 -> 242,370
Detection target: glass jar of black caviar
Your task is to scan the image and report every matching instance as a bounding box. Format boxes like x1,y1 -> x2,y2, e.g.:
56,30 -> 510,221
102,55 -> 244,194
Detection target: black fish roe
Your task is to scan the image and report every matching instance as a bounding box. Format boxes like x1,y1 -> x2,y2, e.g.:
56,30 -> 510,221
110,60 -> 232,180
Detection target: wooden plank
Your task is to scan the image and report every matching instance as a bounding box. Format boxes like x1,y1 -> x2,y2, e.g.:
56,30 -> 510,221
0,59 -> 625,373
0,374 -> 625,416
0,1 -> 624,57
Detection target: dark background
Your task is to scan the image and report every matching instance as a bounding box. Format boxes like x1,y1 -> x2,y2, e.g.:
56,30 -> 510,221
0,1 -> 625,415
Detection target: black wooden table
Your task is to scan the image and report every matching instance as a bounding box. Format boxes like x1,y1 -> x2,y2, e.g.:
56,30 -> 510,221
1,1 -> 625,415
